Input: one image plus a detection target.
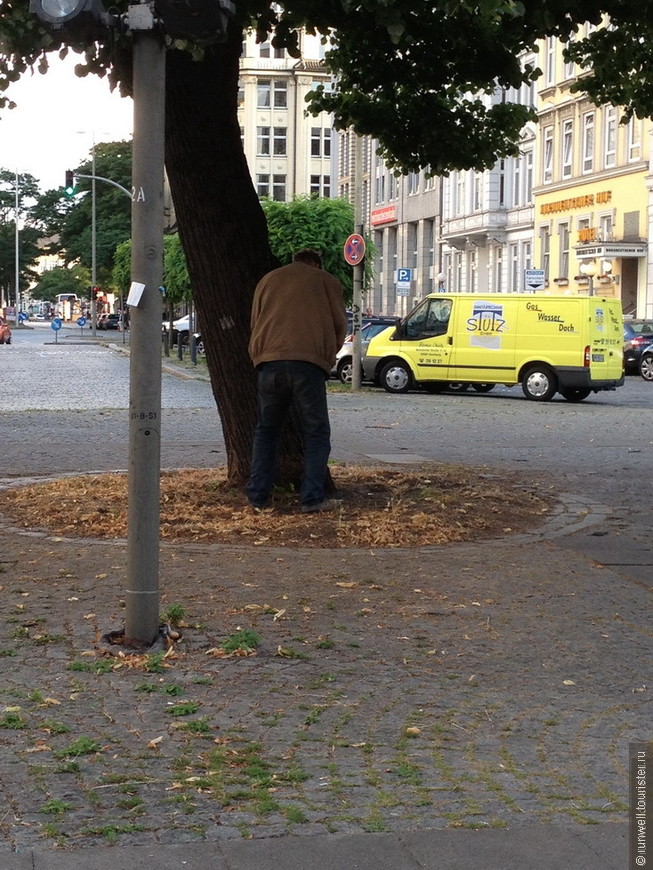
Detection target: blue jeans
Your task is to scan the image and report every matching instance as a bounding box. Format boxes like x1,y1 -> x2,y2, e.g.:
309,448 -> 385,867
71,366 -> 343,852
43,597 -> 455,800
247,361 -> 331,507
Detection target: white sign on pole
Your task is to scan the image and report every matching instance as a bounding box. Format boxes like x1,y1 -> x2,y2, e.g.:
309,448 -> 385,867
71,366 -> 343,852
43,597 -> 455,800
396,267 -> 412,292
524,269 -> 545,291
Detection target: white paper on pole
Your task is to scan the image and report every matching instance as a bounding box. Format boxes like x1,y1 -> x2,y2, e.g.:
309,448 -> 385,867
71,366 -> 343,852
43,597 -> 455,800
126,281 -> 146,307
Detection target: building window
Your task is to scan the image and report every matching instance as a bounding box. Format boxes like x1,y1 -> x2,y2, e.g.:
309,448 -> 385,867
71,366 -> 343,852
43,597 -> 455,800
256,126 -> 270,155
455,172 -> 465,215
523,240 -> 532,272
259,41 -> 271,58
510,243 -> 519,292
375,174 -> 385,204
237,81 -> 245,107
323,130 -> 331,158
604,107 -> 617,168
273,80 -> 287,108
257,79 -> 271,108
628,117 -> 641,161
256,173 -> 270,197
512,158 -> 521,207
310,175 -> 331,197
272,175 -> 286,201
407,172 -> 419,195
563,34 -> 575,79
311,127 -> 321,157
498,160 -> 505,205
561,119 -> 573,179
525,150 -> 533,201
473,173 -> 482,211
599,213 -> 613,241
582,112 -> 595,173
388,173 -> 398,200
540,226 -> 551,282
543,127 -> 553,184
272,127 -> 287,156
545,36 -> 557,86
407,223 -> 418,269
558,222 -> 570,279
494,247 -> 503,293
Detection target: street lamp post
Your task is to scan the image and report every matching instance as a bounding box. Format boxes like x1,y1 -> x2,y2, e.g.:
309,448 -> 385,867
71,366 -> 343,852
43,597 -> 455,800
580,260 -> 597,296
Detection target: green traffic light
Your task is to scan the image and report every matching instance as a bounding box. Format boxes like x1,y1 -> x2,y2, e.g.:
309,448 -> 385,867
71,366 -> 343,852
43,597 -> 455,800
64,169 -> 76,196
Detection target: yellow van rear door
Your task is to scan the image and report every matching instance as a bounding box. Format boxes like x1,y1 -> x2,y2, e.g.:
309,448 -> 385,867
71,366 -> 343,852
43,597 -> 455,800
589,300 -> 623,380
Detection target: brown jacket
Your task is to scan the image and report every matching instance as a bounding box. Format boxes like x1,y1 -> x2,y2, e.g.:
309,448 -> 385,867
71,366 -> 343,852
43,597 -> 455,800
249,261 -> 348,375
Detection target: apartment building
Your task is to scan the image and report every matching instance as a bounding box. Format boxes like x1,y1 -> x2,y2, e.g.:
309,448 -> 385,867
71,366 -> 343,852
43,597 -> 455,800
238,31 -> 334,202
533,30 -> 650,316
338,26 -> 653,318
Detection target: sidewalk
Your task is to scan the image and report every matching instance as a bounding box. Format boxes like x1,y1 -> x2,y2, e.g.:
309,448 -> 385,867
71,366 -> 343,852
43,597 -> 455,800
0,492 -> 645,868
4,822 -> 629,868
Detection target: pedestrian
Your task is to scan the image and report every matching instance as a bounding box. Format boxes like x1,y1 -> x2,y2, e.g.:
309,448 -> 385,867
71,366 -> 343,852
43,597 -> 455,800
246,248 -> 348,513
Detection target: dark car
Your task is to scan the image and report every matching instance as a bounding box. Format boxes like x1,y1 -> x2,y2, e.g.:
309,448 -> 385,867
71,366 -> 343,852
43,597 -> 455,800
623,319 -> 653,373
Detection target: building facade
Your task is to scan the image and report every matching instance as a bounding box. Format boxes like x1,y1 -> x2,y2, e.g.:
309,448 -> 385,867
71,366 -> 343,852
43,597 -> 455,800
238,31 -> 334,202
337,28 -> 653,318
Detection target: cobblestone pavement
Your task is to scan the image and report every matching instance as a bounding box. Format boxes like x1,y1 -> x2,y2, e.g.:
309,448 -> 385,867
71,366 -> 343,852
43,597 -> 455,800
0,330 -> 649,855
0,507 -> 648,854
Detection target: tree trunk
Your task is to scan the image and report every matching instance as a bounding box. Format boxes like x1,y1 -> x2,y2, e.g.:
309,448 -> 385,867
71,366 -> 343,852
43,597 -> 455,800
164,31 -> 309,490
164,32 -> 268,485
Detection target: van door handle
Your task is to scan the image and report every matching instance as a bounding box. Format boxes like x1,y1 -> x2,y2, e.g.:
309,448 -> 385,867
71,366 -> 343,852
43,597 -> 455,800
448,336 -> 453,345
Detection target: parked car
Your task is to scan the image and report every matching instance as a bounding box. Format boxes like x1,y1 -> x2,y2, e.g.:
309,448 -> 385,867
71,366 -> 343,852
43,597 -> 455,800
639,347 -> 653,381
623,319 -> 653,373
101,313 -> 121,330
163,314 -> 200,346
0,318 -> 11,345
334,317 -> 399,383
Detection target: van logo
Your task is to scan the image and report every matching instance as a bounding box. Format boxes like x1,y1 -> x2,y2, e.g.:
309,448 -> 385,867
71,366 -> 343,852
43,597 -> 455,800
466,302 -> 507,335
466,302 -> 506,350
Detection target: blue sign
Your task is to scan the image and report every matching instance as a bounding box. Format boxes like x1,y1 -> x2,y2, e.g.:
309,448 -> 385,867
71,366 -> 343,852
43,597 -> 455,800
51,318 -> 62,331
18,312 -> 28,322
397,268 -> 412,283
77,316 -> 87,327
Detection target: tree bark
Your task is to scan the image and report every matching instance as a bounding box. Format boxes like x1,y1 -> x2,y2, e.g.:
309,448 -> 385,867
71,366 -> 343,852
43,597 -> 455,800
164,31 -> 269,485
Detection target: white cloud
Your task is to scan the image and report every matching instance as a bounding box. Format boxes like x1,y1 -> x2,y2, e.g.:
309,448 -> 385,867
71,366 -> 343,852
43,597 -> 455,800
0,52 -> 133,192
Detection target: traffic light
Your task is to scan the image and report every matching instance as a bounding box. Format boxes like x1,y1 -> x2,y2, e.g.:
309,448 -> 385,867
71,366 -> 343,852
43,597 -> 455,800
64,170 -> 75,196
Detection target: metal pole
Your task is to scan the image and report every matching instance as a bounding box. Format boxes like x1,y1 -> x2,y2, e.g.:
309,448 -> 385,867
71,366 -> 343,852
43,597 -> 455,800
124,23 -> 165,646
91,141 -> 97,335
351,135 -> 363,391
14,169 -> 20,323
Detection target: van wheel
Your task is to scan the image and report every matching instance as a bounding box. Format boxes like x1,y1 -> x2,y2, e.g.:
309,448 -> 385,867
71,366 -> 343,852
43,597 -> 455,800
380,360 -> 413,393
472,383 -> 495,393
521,365 -> 557,401
447,382 -> 469,392
560,388 -> 590,402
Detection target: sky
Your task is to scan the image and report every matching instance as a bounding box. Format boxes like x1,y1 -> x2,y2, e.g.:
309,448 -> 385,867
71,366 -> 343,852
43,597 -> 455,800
0,52 -> 133,193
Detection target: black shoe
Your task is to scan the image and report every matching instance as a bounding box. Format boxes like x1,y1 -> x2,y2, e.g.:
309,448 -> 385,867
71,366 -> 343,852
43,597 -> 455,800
300,498 -> 342,514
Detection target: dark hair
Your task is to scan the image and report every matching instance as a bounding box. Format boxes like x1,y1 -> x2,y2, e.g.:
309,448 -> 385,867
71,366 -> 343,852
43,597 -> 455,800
293,248 -> 323,268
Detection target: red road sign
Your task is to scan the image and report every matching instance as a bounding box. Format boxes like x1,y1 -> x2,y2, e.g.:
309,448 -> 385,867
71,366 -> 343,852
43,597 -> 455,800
344,233 -> 366,265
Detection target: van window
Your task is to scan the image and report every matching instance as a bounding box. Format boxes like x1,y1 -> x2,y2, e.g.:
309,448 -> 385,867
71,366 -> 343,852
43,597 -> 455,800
405,298 -> 452,339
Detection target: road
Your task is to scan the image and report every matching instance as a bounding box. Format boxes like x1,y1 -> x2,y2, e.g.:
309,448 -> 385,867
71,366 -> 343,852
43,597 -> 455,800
2,321 -> 653,520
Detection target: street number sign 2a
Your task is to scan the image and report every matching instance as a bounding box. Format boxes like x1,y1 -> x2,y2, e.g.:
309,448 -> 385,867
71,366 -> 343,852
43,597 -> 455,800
344,233 -> 366,265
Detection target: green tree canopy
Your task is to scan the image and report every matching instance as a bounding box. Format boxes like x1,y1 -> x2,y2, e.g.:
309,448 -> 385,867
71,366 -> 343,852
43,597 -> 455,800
261,196 -> 374,303
30,264 -> 88,301
60,140 -> 132,288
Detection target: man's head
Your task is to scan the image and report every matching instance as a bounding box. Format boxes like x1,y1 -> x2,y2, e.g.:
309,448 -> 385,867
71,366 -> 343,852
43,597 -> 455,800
293,249 -> 323,269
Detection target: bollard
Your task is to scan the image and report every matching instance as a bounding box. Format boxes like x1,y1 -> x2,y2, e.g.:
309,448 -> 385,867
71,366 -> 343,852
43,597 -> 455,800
190,333 -> 197,365
162,330 -> 169,356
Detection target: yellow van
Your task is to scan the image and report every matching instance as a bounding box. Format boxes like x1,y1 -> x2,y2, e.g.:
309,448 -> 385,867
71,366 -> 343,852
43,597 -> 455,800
363,293 -> 624,401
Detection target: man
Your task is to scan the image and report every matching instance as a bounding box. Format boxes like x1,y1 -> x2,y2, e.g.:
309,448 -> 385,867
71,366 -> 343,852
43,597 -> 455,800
247,249 -> 348,512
